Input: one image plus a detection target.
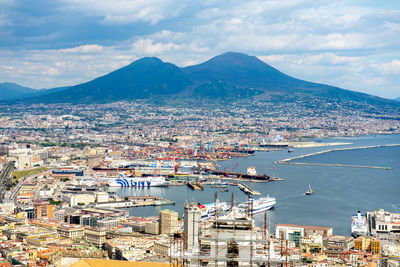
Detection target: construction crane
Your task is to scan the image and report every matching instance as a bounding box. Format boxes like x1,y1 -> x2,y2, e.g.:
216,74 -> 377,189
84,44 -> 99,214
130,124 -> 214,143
230,163 -> 239,174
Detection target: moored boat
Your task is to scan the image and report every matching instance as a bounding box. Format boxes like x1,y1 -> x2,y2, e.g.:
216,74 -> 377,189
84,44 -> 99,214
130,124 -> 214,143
237,195 -> 276,214
351,211 -> 368,237
107,174 -> 169,187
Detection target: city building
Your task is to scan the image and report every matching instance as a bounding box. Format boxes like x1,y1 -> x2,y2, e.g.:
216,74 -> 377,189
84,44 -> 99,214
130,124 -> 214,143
85,228 -> 107,248
367,209 -> 400,237
57,224 -> 85,239
184,200 -> 201,251
323,235 -> 354,251
354,236 -> 381,255
275,224 -> 333,247
159,210 -> 178,235
33,201 -> 55,219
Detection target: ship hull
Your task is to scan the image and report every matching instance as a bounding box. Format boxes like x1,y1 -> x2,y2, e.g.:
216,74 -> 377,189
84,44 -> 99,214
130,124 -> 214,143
238,197 -> 276,214
107,177 -> 169,187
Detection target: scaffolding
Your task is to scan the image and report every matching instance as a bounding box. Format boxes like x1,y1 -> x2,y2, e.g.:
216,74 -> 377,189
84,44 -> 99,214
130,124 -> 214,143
170,194 -> 301,266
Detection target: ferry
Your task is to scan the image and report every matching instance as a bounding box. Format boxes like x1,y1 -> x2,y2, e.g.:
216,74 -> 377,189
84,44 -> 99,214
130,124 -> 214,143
237,195 -> 276,214
351,211 -> 368,237
198,200 -> 230,218
107,174 -> 169,187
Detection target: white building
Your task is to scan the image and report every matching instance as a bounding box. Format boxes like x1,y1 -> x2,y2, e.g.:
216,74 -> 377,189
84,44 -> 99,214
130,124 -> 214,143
367,209 -> 400,237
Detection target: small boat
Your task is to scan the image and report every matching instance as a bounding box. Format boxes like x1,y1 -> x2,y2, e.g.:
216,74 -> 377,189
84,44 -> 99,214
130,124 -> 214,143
305,184 -> 314,195
288,147 -> 293,153
220,189 -> 228,192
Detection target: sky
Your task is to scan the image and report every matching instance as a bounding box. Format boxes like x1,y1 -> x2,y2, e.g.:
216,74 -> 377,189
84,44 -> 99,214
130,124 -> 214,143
0,0 -> 399,98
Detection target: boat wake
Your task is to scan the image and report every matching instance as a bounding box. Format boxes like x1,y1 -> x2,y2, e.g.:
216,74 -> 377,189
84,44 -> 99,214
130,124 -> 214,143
392,203 -> 400,210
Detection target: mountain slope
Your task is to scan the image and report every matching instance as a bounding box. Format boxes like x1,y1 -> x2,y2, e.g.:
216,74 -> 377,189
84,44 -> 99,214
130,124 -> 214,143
28,57 -> 192,103
0,82 -> 38,100
14,52 -> 400,109
184,52 -> 395,105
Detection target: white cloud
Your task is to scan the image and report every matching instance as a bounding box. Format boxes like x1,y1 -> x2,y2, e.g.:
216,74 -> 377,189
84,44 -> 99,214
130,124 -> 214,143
132,39 -> 181,55
61,0 -> 187,25
1,0 -> 400,98
373,60 -> 400,75
61,44 -> 104,53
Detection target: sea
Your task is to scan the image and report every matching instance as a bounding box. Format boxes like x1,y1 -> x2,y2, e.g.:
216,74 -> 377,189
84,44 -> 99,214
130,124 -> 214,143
112,134 -> 400,236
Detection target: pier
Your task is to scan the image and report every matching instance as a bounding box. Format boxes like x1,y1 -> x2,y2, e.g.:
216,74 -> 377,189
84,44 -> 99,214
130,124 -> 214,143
238,183 -> 260,195
275,144 -> 399,170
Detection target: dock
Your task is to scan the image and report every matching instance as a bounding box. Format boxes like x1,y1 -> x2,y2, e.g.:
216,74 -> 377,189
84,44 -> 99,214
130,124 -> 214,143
238,183 -> 260,195
95,197 -> 175,208
187,182 -> 204,190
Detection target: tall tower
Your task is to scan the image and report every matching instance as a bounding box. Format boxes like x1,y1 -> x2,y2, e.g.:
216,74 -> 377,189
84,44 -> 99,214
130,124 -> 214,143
184,200 -> 201,251
159,209 -> 178,235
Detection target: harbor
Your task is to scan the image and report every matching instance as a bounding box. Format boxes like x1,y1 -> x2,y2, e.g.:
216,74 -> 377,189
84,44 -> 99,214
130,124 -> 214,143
110,134 -> 400,236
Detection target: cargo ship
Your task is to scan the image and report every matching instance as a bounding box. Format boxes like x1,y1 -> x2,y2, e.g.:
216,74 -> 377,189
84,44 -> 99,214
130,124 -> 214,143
351,211 -> 368,237
211,166 -> 270,181
237,196 -> 276,214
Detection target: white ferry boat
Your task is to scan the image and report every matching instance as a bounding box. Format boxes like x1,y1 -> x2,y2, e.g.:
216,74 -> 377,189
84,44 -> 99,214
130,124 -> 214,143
198,200 -> 230,218
107,174 -> 169,187
238,195 -> 276,214
351,211 -> 368,237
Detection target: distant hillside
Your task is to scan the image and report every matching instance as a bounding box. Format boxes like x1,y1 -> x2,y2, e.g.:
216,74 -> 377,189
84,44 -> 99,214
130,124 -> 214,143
0,82 -> 37,100
11,52 -> 400,112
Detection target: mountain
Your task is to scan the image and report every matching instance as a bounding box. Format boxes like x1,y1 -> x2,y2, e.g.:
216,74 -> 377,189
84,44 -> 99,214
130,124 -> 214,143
25,57 -> 191,103
12,52 -> 400,109
0,82 -> 38,100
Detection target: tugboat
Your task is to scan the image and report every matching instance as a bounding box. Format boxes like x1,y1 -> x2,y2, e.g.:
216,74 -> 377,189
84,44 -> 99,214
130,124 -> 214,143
305,184 -> 314,195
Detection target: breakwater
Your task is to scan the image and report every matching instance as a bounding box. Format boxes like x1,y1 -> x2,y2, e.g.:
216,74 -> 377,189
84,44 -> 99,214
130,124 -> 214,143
275,144 -> 400,169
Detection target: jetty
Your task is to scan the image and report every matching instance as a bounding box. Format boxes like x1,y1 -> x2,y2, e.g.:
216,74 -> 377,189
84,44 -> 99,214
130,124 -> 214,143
276,162 -> 392,170
275,144 -> 399,170
238,183 -> 261,195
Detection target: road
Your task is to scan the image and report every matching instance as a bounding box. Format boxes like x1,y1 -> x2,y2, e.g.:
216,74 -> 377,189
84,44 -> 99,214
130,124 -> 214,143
0,161 -> 15,202
3,168 -> 52,204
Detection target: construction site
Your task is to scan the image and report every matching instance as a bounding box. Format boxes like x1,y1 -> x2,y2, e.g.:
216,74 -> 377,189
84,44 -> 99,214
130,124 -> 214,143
168,194 -> 301,266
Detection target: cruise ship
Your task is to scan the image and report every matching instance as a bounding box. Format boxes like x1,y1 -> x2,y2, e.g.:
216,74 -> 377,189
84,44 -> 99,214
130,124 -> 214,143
107,175 -> 169,187
198,200 -> 230,218
238,196 -> 276,214
351,211 -> 368,237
